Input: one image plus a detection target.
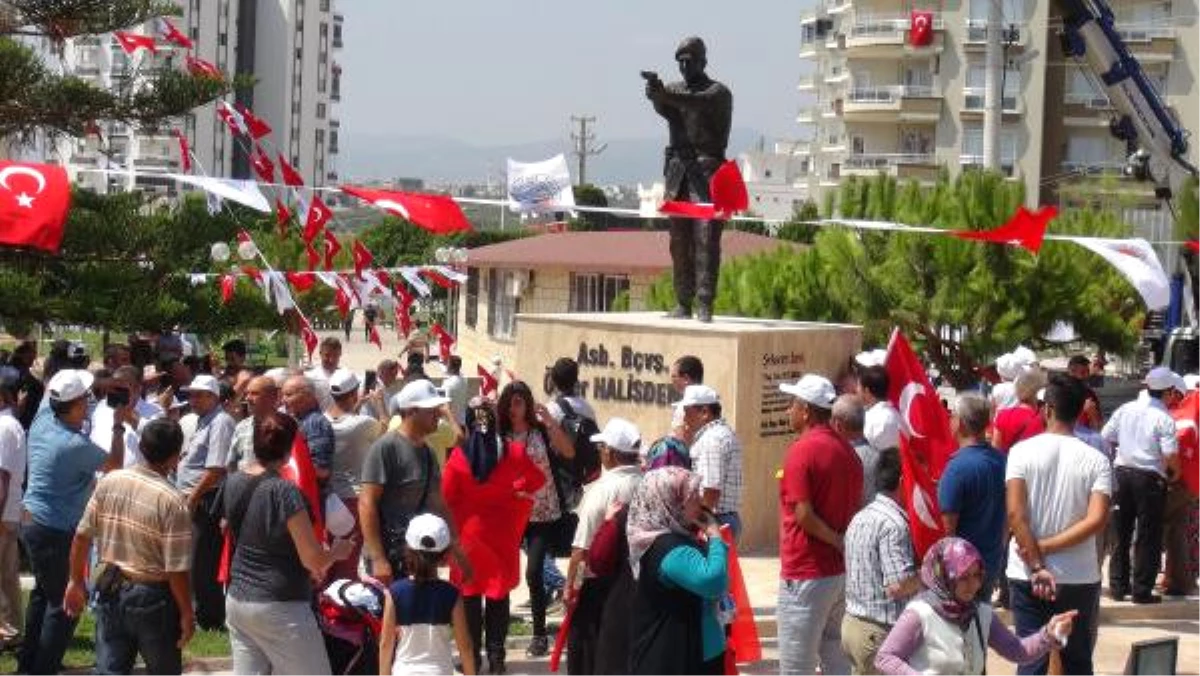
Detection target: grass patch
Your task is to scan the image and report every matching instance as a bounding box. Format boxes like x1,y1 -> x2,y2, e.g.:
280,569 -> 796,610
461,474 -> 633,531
0,590 -> 231,673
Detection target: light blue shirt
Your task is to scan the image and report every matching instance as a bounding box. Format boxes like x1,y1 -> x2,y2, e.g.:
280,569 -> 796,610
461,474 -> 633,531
23,400 -> 106,531
176,408 -> 236,494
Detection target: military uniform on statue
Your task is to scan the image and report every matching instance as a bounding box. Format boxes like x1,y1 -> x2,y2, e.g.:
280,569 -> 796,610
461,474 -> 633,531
644,36 -> 733,323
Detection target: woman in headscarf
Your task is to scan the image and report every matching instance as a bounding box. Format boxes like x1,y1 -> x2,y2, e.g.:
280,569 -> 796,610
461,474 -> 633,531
626,467 -> 728,675
441,398 -> 545,675
875,537 -> 1077,675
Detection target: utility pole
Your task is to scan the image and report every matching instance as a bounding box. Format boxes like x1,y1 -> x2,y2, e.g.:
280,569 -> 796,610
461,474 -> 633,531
570,115 -> 607,186
982,0 -> 1004,170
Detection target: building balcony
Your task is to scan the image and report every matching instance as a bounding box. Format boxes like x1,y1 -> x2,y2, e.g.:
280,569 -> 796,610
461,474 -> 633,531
1061,159 -> 1126,175
843,85 -> 942,122
798,75 -> 817,91
963,21 -> 1026,50
843,16 -> 945,55
1117,27 -> 1176,62
843,152 -> 938,180
960,88 -> 1022,117
1062,92 -> 1115,127
796,106 -> 819,124
960,154 -> 1019,178
825,0 -> 852,14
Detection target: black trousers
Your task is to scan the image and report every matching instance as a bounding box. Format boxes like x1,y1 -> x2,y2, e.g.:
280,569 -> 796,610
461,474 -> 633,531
95,581 -> 183,675
568,577 -> 613,675
191,491 -> 225,630
18,523 -> 77,675
1111,466 -> 1168,598
462,595 -> 510,667
524,521 -> 558,637
669,218 -> 723,309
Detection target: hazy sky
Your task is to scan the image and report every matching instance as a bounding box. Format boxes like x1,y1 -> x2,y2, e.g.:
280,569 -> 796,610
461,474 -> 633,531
338,1 -> 808,145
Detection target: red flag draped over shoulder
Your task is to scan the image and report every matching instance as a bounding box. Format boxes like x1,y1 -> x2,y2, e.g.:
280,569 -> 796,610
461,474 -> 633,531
1173,390 -> 1199,497
884,329 -> 952,558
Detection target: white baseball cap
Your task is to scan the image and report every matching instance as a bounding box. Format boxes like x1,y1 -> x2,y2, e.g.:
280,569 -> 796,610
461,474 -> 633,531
589,417 -> 642,455
405,513 -> 451,553
780,374 -> 837,409
673,384 -> 720,408
390,379 -> 450,413
1146,366 -> 1185,392
854,349 -> 887,368
47,369 -> 94,403
184,374 -> 221,396
329,369 -> 360,397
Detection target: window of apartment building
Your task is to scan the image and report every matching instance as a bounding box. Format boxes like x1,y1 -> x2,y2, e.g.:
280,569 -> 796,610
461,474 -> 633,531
317,102 -> 326,119
487,269 -> 523,340
965,64 -> 1020,109
968,0 -> 1025,28
465,269 -> 480,328
850,135 -> 866,154
329,130 -> 339,153
1065,134 -> 1113,167
320,0 -> 330,10
570,273 -> 630,313
296,47 -> 303,60
961,126 -> 1018,173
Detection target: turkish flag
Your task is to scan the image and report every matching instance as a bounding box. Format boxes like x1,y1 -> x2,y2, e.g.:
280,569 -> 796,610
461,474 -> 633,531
1186,240 -> 1199,254
421,267 -> 457,289
710,161 -> 749,218
884,329 -> 953,559
159,18 -> 194,49
351,239 -> 374,278
174,130 -> 192,173
395,284 -> 414,338
478,364 -> 498,397
280,431 -> 325,541
340,185 -> 473,234
302,196 -> 331,242
376,269 -> 394,290
278,154 -> 305,188
1173,391 -> 1199,497
286,271 -> 316,292
322,229 -> 342,270
430,323 -> 455,362
186,55 -> 222,80
0,161 -> 71,254
720,525 -> 762,666
953,206 -> 1056,254
660,200 -> 717,220
368,323 -> 382,349
220,274 -> 235,304
304,239 -> 320,271
113,30 -> 157,55
910,10 -> 934,47
252,146 -> 275,183
275,199 -> 292,237
234,104 -> 272,140
299,317 -> 319,357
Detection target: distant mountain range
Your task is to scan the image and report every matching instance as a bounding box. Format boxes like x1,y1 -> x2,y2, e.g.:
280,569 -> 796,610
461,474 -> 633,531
340,127 -> 766,185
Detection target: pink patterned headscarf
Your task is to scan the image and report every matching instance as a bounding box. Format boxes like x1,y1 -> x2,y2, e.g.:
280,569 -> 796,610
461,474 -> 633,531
625,466 -> 702,579
918,537 -> 984,628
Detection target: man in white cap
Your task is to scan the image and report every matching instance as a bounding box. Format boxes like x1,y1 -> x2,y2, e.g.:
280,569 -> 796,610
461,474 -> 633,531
1101,366 -> 1182,603
359,380 -> 468,584
776,373 -> 861,676
325,369 -> 382,580
677,384 -> 744,540
19,370 -> 128,674
565,418 -> 645,674
175,374 -> 236,630
858,366 -> 900,452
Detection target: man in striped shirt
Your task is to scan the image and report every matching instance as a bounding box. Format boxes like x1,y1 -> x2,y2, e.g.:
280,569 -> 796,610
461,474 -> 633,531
842,449 -> 919,675
64,419 -> 194,675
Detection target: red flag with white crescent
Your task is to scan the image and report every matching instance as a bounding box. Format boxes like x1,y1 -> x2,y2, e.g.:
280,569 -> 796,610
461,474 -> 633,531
252,146 -> 275,183
909,10 -> 934,46
952,206 -> 1055,254
322,229 -> 341,270
304,239 -> 320,271
278,154 -> 305,188
300,316 -> 319,357
280,431 -> 325,540
275,199 -> 292,238
340,185 -> 473,234
159,18 -> 194,49
220,274 -> 235,304
186,55 -> 223,80
303,195 -> 331,242
234,103 -> 272,140
286,271 -> 316,292
352,239 -> 374,279
430,323 -> 455,362
216,101 -> 248,136
884,329 -> 952,559
113,30 -> 157,55
477,364 -> 498,397
174,130 -> 192,173
0,161 -> 71,254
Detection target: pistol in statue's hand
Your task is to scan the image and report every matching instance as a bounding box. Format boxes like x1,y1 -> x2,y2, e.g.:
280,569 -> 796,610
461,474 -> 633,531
641,70 -> 664,98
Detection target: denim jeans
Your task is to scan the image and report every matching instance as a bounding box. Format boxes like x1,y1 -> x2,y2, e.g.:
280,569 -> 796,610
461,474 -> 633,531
1008,579 -> 1100,675
95,582 -> 183,675
777,576 -> 851,675
18,522 -> 78,675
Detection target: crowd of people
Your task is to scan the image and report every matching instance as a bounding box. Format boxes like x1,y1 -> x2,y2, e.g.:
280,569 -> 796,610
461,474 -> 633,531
0,331 -> 1195,675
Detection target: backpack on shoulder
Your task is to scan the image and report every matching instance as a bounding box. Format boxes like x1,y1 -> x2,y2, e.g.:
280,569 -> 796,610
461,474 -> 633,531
555,397 -> 602,485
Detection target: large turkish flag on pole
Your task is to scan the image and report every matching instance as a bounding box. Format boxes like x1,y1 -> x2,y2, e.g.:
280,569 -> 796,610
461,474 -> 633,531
0,161 -> 71,254
885,329 -> 953,558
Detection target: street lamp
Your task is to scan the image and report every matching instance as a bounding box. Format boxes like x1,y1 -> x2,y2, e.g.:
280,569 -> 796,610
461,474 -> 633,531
434,246 -> 468,266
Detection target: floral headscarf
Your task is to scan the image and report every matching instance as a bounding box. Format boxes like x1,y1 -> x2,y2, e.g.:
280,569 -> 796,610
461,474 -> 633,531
917,537 -> 984,628
625,466 -> 701,579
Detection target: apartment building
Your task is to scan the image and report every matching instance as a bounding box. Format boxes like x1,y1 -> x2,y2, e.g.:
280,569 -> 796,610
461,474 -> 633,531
783,0 -> 1197,212
34,0 -> 343,196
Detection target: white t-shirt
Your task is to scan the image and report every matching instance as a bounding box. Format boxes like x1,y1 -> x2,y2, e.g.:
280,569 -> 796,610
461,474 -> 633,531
441,374 -> 469,425
89,398 -> 164,469
1005,432 -> 1113,584
0,408 -> 27,523
572,465 -> 643,560
1101,395 -> 1178,477
864,400 -> 901,451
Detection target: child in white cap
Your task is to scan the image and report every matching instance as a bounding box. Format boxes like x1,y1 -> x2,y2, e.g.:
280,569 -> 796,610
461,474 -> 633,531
378,513 -> 475,675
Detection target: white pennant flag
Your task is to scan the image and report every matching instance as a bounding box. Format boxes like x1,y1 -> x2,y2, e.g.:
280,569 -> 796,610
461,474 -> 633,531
265,272 -> 297,314
507,154 -> 576,214
170,174 -> 272,212
431,265 -> 468,284
1070,237 -> 1170,309
398,267 -> 432,297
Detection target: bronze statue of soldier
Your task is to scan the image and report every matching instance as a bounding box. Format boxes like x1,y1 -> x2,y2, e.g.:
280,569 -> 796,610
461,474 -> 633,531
643,36 -> 733,323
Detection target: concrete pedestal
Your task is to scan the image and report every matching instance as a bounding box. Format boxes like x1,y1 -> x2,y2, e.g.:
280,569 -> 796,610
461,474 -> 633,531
514,311 -> 862,551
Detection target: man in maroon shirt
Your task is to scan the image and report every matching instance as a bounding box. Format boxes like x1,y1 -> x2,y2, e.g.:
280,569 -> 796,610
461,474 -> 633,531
777,374 -> 863,675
